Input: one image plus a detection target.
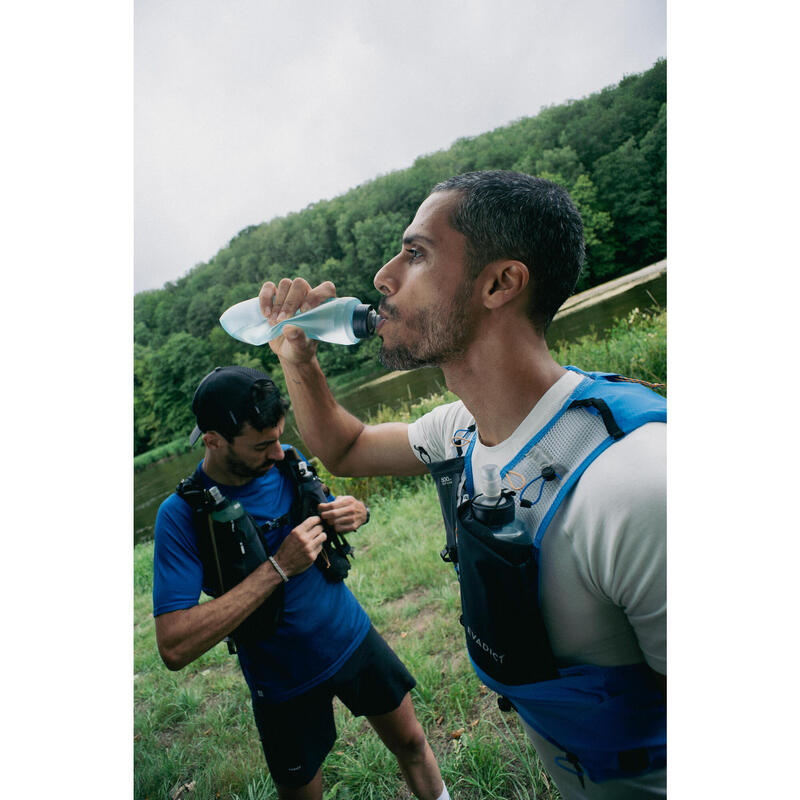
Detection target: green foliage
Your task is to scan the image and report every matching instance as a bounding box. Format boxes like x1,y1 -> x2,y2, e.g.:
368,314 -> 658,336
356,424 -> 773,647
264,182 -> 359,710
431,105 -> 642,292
552,307 -> 667,393
135,60 -> 667,455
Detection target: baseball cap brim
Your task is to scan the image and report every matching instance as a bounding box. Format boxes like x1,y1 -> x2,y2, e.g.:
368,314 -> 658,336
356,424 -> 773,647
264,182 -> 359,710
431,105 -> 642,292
189,424 -> 203,446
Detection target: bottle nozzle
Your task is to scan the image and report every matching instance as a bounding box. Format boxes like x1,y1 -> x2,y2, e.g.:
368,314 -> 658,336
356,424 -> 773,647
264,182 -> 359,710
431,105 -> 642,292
352,304 -> 378,339
480,464 -> 503,501
207,486 -> 226,508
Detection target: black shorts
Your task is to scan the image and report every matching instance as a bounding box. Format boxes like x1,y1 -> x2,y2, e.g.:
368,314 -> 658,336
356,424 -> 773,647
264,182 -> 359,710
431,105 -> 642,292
251,625 -> 416,788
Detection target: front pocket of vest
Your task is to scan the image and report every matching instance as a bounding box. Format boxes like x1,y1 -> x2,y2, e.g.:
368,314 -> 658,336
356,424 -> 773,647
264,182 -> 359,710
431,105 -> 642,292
456,520 -> 558,685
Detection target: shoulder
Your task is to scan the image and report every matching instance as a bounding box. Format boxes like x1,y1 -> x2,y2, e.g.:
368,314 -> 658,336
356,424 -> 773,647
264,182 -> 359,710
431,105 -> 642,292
156,491 -> 194,529
560,422 -> 666,588
581,421 -> 665,501
567,421 -> 665,529
154,492 -> 197,557
408,399 -> 472,463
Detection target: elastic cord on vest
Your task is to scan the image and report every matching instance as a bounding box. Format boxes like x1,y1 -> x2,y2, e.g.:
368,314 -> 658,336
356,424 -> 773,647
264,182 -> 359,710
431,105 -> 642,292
268,556 -> 289,583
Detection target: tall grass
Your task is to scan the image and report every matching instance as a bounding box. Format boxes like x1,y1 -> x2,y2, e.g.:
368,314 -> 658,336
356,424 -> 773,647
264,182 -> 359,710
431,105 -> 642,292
134,308 -> 665,798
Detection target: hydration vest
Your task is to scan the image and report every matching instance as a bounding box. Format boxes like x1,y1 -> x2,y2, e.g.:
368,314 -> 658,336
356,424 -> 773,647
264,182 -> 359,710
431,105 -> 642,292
176,447 -> 354,651
422,368 -> 667,785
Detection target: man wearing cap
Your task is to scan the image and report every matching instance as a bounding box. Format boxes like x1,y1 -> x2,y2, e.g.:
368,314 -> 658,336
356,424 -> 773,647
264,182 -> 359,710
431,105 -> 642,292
152,366 -> 450,800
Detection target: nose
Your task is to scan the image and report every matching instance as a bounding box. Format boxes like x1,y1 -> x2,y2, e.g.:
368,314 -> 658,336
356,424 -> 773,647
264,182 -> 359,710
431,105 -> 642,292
373,251 -> 403,296
271,442 -> 285,461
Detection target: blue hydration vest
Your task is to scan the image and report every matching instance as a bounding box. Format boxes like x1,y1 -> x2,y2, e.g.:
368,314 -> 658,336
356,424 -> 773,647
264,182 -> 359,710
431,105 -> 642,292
423,368 -> 667,785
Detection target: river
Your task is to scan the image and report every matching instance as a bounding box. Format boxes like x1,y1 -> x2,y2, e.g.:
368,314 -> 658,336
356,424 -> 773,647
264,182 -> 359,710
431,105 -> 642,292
133,263 -> 666,544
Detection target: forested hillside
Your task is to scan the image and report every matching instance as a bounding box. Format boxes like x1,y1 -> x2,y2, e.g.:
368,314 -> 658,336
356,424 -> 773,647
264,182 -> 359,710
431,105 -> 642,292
134,59 -> 666,454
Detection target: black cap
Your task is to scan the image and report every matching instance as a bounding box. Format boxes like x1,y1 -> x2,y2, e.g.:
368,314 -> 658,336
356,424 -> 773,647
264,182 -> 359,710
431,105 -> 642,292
189,366 -> 278,445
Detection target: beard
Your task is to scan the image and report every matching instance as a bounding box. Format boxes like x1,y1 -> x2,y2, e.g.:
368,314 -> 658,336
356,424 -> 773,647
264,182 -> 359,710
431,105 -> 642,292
378,282 -> 475,370
224,450 -> 276,480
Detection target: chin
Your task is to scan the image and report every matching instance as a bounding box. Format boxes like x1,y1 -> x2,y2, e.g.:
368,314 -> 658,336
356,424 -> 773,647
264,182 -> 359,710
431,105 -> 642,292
379,344 -> 434,371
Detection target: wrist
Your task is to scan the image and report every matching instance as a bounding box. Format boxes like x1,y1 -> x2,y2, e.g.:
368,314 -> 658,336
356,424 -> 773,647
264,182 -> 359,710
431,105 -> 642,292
267,555 -> 289,583
277,347 -> 319,370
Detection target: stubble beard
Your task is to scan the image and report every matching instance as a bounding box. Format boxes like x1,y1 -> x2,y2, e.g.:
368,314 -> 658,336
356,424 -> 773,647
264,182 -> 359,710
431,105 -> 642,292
224,450 -> 275,480
378,282 -> 475,371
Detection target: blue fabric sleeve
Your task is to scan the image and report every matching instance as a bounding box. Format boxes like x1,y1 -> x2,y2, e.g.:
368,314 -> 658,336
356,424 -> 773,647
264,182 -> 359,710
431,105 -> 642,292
152,493 -> 205,616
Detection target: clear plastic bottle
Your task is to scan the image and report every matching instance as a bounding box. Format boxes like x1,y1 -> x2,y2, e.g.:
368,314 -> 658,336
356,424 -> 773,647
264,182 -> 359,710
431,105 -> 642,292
219,296 -> 378,346
471,464 -> 531,546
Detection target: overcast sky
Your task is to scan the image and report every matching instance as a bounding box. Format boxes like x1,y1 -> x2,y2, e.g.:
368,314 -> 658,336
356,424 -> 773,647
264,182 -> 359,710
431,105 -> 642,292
134,0 -> 666,293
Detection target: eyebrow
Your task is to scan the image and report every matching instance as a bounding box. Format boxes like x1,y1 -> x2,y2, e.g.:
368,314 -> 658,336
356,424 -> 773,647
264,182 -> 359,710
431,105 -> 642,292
402,233 -> 435,246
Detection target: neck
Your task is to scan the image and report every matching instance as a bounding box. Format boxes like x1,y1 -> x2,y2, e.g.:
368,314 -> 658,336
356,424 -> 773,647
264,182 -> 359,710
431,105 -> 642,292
201,452 -> 252,487
441,316 -> 565,447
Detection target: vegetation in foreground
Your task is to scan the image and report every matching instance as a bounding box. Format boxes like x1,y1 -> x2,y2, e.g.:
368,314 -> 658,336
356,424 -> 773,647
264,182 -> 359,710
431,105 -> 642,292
134,308 -> 666,798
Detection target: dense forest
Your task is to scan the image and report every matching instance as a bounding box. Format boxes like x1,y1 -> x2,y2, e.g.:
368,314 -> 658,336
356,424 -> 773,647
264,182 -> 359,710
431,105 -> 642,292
134,59 -> 666,455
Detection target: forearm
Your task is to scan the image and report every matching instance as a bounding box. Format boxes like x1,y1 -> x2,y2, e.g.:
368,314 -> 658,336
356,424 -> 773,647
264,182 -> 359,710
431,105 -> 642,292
156,560 -> 284,670
263,278 -> 424,477
279,355 -> 368,475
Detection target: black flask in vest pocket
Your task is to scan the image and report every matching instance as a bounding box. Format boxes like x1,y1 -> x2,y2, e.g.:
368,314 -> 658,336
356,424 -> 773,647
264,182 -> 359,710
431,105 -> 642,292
205,487 -> 284,642
456,496 -> 559,685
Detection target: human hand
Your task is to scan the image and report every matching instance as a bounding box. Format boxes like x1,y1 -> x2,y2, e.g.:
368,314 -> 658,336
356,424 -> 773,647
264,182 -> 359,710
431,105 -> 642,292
317,496 -> 368,533
259,278 -> 337,362
273,515 -> 327,577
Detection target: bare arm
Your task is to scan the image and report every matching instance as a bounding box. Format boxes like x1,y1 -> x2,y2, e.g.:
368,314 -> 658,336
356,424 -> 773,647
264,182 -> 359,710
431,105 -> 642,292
261,278 -> 427,478
155,516 -> 326,670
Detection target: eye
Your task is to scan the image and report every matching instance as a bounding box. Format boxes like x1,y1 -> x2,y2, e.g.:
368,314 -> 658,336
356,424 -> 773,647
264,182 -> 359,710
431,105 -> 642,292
406,247 -> 423,262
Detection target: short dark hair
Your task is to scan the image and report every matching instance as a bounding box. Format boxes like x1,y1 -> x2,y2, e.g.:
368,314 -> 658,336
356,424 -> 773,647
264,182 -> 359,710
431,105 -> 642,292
190,366 -> 290,445
431,170 -> 585,332
231,379 -> 290,442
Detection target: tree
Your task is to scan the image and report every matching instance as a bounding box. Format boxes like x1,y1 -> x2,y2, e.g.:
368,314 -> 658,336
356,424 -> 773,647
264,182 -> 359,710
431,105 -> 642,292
185,285 -> 228,339
145,333 -> 213,446
593,136 -> 665,270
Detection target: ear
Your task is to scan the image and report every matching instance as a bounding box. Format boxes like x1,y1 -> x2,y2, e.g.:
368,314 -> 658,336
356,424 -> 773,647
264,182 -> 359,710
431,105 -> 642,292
480,260 -> 529,309
203,431 -> 226,450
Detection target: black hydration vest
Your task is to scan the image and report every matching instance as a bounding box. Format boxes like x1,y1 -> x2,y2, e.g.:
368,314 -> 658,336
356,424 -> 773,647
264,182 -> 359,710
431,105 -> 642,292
175,447 -> 354,650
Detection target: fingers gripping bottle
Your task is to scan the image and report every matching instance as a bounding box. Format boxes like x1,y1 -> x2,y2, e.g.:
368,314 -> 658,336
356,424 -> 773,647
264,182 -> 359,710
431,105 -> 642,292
219,296 -> 378,346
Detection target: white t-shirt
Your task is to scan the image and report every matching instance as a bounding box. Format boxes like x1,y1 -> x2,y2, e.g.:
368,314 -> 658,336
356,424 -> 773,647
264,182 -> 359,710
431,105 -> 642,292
407,370 -> 666,675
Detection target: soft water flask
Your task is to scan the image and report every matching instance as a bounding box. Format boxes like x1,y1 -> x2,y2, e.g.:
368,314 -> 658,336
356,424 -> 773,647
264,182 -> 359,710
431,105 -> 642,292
208,486 -> 245,523
219,296 -> 378,346
471,464 -> 531,546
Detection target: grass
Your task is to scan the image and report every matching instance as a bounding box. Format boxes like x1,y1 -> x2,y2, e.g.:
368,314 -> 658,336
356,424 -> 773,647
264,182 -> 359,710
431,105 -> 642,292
134,307 -> 666,798
135,438 -> 194,472
551,306 -> 666,395
134,486 -> 557,800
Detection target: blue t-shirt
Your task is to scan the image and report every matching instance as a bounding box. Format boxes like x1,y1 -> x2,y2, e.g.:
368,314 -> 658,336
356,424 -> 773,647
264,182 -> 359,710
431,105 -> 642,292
153,447 -> 371,703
